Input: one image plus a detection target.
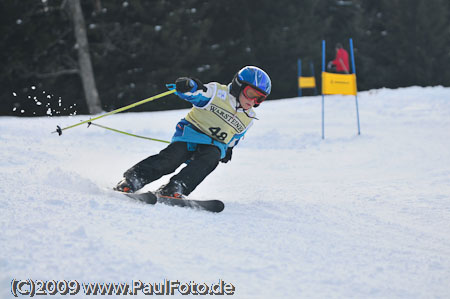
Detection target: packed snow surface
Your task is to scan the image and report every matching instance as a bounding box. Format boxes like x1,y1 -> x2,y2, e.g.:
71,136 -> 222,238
1,86 -> 450,298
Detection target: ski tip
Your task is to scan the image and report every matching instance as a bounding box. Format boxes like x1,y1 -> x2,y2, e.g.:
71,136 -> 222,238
217,201 -> 225,213
211,200 -> 225,213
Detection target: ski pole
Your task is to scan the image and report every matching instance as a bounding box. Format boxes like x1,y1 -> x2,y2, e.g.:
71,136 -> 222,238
87,122 -> 170,143
53,89 -> 176,135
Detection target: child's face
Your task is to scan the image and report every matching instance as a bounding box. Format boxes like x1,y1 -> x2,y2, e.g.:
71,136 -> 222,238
239,92 -> 256,110
238,86 -> 266,110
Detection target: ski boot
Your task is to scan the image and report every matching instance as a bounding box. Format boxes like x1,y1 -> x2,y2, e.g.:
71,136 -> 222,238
114,178 -> 136,193
156,180 -> 187,199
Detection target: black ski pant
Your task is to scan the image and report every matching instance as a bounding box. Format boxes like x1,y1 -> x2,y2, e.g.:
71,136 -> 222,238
124,142 -> 221,195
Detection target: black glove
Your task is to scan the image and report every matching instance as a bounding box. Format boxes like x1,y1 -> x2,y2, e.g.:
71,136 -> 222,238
220,147 -> 233,163
175,77 -> 206,93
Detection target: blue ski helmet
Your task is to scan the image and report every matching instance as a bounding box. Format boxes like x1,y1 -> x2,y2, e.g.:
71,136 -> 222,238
230,66 -> 272,104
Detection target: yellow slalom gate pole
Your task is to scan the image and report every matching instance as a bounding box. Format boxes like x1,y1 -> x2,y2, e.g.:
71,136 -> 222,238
53,89 -> 176,135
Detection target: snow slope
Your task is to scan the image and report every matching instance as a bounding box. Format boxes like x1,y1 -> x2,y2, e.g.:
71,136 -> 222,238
1,86 -> 450,298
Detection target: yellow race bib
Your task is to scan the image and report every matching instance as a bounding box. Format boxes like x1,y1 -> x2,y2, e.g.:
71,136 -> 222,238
185,83 -> 255,144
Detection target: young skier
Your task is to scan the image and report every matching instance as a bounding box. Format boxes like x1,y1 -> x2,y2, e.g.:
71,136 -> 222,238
114,66 -> 272,198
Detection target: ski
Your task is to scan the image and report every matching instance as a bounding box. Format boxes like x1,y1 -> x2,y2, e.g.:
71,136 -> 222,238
121,191 -> 157,205
117,190 -> 224,213
156,194 -> 225,213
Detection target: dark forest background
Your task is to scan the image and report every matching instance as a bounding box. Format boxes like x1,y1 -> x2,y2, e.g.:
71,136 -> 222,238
1,0 -> 449,116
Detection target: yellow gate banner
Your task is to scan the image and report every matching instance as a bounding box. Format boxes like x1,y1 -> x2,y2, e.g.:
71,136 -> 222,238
298,76 -> 316,88
322,72 -> 357,95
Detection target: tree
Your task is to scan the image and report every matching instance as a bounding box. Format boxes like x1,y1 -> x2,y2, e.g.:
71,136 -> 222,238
1,0 -> 450,117
66,0 -> 102,114
356,0 -> 450,88
0,0 -> 101,116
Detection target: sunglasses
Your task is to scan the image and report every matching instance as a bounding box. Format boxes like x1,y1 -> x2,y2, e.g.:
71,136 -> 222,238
242,85 -> 267,104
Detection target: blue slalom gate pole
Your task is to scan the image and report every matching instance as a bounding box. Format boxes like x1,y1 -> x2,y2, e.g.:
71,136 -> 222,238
321,40 -> 326,139
349,38 -> 361,135
297,59 -> 302,97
